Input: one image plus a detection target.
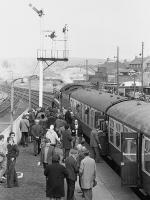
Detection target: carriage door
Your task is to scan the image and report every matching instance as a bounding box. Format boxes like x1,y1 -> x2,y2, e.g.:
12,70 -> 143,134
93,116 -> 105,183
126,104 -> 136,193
121,132 -> 139,186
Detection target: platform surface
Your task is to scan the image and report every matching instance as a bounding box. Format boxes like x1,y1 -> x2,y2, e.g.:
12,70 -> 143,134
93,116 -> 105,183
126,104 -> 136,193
0,144 -> 140,200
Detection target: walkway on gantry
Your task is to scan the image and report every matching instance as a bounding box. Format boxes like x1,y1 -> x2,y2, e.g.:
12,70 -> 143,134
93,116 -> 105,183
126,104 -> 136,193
0,144 -> 139,200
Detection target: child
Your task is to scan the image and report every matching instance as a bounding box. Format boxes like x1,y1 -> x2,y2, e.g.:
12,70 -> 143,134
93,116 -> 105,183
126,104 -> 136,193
7,136 -> 19,188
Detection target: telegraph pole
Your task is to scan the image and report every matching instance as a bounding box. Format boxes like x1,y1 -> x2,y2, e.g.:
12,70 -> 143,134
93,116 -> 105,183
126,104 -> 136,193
116,46 -> 119,94
141,42 -> 144,94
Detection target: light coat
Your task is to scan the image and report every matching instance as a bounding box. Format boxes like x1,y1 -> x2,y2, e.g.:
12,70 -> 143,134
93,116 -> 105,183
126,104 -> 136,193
79,156 -> 96,189
90,129 -> 100,147
20,119 -> 29,133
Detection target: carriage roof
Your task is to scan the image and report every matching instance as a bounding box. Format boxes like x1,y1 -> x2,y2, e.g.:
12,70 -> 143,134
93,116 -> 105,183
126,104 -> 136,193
70,88 -> 127,113
107,100 -> 150,137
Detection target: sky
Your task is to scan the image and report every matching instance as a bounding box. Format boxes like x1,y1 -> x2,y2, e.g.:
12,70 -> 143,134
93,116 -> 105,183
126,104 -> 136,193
1,0 -> 150,60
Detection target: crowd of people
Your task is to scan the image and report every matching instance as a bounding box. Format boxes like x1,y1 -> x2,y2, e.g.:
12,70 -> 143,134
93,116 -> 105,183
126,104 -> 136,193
0,105 -> 103,200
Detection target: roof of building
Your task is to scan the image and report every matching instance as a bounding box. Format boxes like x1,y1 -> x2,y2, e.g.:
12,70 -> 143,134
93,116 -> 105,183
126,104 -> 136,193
107,100 -> 150,137
70,88 -> 127,113
130,56 -> 150,65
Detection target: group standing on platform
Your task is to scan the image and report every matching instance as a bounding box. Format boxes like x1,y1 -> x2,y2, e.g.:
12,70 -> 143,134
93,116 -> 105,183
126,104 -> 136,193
0,105 -> 103,200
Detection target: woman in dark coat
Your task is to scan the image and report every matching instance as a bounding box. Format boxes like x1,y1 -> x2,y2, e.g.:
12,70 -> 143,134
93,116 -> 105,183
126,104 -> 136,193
7,136 -> 19,188
44,154 -> 68,199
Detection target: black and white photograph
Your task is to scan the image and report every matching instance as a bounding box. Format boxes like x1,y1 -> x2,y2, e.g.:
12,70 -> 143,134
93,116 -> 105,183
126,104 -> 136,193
0,0 -> 150,199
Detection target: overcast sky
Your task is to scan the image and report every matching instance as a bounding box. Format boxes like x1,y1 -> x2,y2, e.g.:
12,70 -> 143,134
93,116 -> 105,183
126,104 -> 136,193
1,0 -> 150,60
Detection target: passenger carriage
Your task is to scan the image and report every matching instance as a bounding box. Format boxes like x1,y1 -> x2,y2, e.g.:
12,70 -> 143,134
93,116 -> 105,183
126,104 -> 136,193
68,87 -> 150,195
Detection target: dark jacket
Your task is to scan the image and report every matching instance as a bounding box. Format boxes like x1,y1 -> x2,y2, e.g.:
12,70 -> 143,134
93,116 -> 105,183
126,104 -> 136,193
65,111 -> 72,125
62,129 -> 72,149
65,156 -> 79,181
7,144 -> 19,159
31,124 -> 43,138
44,163 -> 68,198
71,123 -> 83,137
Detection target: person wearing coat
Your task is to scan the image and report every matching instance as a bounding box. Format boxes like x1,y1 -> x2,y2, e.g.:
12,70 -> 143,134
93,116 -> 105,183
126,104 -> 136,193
90,128 -> 102,163
19,114 -> 30,147
61,124 -> 72,162
71,119 -> 83,148
65,108 -> 72,126
65,149 -> 79,200
7,136 -> 19,188
44,154 -> 68,199
79,150 -> 96,200
31,119 -> 43,156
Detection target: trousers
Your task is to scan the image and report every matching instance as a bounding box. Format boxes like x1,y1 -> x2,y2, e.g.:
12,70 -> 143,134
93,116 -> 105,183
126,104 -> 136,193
63,149 -> 70,160
22,132 -> 28,146
33,139 -> 40,155
82,188 -> 92,200
66,179 -> 75,200
7,158 -> 18,188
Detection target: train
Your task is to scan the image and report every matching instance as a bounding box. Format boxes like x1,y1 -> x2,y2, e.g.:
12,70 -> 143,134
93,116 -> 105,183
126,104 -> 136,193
61,86 -> 150,195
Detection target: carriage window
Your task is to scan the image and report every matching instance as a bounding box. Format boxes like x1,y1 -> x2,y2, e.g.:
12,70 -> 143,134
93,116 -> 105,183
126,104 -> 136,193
76,103 -> 82,119
109,119 -> 114,128
123,139 -> 137,161
116,123 -> 121,132
86,107 -> 90,125
83,105 -> 86,123
90,110 -> 95,128
109,128 -> 114,143
95,111 -> 104,128
116,132 -> 120,148
84,107 -> 89,125
123,126 -> 128,132
144,138 -> 150,173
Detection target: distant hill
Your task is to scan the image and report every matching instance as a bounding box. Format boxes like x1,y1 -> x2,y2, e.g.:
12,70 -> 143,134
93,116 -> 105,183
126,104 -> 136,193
0,57 -> 104,83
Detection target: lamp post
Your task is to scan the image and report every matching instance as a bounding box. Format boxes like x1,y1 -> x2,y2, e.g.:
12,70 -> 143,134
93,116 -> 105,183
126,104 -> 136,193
129,69 -> 136,98
10,78 -> 24,131
28,75 -> 38,110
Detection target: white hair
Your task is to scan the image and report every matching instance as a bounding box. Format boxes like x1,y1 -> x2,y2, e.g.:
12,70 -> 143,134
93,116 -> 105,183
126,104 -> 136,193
50,125 -> 54,130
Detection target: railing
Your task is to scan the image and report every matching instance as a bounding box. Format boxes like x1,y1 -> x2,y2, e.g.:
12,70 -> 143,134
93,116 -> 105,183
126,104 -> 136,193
37,49 -> 69,60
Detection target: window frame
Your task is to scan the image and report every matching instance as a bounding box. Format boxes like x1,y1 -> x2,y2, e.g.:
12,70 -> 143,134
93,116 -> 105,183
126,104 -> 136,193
142,136 -> 150,176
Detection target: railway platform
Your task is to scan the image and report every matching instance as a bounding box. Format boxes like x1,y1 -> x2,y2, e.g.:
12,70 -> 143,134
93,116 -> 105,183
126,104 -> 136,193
0,144 -> 140,200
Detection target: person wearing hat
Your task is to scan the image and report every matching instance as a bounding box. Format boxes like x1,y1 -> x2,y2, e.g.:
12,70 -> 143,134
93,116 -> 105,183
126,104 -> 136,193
65,149 -> 78,200
31,119 -> 43,156
79,150 -> 96,200
44,154 -> 68,199
61,124 -> 72,162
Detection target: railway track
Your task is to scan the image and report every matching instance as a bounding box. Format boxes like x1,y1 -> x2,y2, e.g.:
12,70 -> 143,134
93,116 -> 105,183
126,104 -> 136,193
0,86 -> 55,116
